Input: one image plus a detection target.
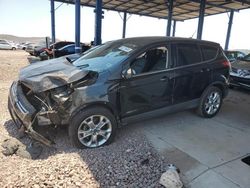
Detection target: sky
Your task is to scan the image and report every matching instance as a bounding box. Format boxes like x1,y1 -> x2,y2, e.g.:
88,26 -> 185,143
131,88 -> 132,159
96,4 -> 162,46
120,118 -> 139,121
0,0 -> 249,49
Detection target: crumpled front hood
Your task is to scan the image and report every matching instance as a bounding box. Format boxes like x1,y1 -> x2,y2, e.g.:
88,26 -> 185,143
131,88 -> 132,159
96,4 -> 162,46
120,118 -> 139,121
19,57 -> 89,93
232,60 -> 250,70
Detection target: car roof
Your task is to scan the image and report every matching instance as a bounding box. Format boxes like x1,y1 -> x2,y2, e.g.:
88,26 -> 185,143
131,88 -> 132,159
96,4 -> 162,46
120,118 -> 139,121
107,36 -> 220,47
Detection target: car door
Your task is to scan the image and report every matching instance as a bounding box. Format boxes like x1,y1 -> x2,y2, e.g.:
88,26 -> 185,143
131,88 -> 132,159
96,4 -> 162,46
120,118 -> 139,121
119,45 -> 175,118
172,43 -> 212,104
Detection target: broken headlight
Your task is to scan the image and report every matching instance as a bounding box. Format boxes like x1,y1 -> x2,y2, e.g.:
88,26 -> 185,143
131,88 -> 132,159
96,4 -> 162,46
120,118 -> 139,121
50,85 -> 73,104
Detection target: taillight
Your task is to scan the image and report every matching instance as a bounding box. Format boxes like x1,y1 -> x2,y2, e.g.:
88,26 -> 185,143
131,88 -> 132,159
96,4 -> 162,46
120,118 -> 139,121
222,60 -> 231,72
222,60 -> 231,68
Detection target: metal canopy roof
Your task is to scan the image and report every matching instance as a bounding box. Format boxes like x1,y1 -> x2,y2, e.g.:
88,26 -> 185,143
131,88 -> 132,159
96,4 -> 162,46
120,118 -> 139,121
55,0 -> 250,21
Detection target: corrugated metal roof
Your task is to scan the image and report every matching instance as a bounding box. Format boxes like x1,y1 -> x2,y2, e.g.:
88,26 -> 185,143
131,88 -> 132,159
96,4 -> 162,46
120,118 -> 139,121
55,0 -> 250,21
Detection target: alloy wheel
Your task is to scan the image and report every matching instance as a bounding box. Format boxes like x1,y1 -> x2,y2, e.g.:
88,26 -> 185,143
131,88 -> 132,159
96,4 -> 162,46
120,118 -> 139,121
204,91 -> 221,115
77,115 -> 112,148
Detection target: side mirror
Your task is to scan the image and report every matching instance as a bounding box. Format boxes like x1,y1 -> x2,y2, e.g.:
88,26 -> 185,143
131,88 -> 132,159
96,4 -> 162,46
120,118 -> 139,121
122,68 -> 135,79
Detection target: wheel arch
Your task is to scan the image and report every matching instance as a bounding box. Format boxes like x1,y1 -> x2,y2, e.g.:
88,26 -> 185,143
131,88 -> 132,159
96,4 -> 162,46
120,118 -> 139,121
70,101 -> 120,124
209,81 -> 228,98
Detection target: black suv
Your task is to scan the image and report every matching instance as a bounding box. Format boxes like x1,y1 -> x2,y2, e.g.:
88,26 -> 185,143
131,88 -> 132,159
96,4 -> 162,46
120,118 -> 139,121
8,37 -> 230,148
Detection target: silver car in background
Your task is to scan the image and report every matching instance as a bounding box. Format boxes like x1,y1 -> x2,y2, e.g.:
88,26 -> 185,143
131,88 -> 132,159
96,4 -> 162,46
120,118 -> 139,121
0,40 -> 17,50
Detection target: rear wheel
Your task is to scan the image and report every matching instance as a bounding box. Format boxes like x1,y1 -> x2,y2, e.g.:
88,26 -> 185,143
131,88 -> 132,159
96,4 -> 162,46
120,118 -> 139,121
197,86 -> 222,118
12,47 -> 16,50
68,107 -> 117,149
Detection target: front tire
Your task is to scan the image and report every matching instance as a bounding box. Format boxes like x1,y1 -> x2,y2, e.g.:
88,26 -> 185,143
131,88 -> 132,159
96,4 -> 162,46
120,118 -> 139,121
68,107 -> 117,149
197,86 -> 222,118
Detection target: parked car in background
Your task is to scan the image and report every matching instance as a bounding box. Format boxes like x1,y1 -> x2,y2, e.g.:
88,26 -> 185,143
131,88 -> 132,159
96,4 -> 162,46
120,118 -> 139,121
26,41 -> 49,56
39,41 -> 75,60
40,43 -> 91,60
25,43 -> 36,55
230,53 -> 250,89
224,50 -> 246,63
18,42 -> 33,50
8,37 -> 230,149
48,41 -> 75,51
0,40 -> 17,50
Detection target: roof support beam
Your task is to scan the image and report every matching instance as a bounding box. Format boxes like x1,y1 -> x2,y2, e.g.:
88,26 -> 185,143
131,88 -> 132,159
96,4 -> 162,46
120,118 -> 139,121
172,20 -> 176,37
225,10 -> 234,50
75,0 -> 81,53
197,0 -> 206,40
188,0 -> 231,10
94,0 -> 103,46
50,0 -> 56,44
166,0 -> 173,36
234,0 -> 250,5
122,12 -> 127,38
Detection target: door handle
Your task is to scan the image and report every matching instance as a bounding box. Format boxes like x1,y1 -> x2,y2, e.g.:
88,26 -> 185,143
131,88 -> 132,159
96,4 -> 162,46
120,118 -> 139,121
160,76 -> 168,81
200,68 -> 210,72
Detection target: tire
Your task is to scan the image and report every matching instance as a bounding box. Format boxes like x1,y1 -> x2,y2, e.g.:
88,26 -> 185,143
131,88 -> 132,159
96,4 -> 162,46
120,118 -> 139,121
12,47 -> 16,50
197,86 -> 223,118
68,106 -> 117,149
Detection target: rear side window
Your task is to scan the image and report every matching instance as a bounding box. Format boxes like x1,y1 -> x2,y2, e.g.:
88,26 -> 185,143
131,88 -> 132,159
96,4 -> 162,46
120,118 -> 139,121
175,43 -> 202,67
201,45 -> 218,61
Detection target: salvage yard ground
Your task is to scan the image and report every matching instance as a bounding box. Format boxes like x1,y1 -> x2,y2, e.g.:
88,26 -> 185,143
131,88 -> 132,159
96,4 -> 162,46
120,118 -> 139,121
0,50 -> 250,187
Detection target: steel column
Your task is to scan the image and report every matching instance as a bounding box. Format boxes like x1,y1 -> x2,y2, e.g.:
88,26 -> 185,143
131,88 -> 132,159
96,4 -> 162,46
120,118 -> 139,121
75,0 -> 81,53
122,12 -> 127,38
50,0 -> 56,43
166,0 -> 173,36
94,0 -> 103,46
172,20 -> 176,37
225,10 -> 234,50
197,0 -> 206,40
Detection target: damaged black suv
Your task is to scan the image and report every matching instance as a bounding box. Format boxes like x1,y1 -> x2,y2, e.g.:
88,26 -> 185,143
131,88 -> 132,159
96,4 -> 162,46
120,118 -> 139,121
8,37 -> 230,148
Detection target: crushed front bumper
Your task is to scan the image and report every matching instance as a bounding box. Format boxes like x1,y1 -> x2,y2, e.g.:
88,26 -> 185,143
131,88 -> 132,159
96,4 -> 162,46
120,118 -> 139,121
8,81 -> 54,146
229,75 -> 250,90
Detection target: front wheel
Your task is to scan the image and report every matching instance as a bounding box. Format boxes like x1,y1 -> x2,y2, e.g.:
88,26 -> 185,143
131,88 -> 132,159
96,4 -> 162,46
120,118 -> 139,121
68,107 -> 117,149
197,86 -> 222,118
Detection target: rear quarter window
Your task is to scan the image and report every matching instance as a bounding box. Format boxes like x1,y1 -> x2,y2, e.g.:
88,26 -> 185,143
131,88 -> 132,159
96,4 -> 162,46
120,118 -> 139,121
175,43 -> 202,67
201,45 -> 218,61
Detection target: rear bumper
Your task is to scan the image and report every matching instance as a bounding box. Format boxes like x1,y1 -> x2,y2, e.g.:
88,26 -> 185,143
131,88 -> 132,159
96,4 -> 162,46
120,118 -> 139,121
8,81 -> 54,146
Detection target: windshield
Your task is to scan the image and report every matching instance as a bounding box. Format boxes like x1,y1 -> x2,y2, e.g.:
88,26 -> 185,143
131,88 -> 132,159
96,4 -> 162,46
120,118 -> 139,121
243,54 -> 250,61
73,41 -> 139,71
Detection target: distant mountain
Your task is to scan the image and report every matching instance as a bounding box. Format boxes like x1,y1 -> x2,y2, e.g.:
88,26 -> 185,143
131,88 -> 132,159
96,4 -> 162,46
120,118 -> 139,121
0,34 -> 58,44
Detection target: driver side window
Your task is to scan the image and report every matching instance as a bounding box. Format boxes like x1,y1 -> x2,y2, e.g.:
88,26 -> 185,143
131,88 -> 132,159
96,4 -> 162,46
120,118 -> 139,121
130,46 -> 168,75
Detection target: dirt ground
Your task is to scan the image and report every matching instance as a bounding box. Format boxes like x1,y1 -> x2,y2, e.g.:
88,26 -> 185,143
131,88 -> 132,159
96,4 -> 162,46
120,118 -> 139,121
0,50 -> 166,187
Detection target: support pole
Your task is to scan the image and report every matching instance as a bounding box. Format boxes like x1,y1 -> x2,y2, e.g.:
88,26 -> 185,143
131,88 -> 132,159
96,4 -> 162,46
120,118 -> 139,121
197,0 -> 206,40
225,10 -> 234,50
166,0 -> 173,36
172,20 -> 176,37
122,12 -> 127,38
50,0 -> 56,43
75,0 -> 81,53
94,0 -> 103,46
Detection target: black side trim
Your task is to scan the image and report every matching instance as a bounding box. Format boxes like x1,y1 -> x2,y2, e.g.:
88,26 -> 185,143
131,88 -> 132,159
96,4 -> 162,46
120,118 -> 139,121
121,99 -> 199,125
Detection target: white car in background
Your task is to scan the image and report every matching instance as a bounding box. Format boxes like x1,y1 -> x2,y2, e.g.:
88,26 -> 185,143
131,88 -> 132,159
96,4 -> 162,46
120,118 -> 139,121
0,40 -> 17,50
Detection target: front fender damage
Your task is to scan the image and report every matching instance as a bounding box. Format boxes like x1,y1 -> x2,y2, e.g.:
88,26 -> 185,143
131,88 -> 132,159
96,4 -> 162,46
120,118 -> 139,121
15,71 -> 98,147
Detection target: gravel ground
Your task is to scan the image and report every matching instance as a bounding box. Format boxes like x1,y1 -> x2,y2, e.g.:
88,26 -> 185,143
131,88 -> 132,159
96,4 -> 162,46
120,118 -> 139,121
0,50 -> 166,187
